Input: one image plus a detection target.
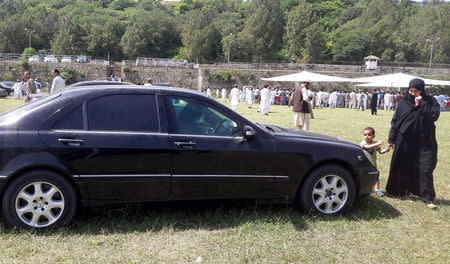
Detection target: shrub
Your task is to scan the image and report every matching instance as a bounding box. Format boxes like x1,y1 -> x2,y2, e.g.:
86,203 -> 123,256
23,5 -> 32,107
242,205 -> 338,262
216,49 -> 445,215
60,67 -> 77,85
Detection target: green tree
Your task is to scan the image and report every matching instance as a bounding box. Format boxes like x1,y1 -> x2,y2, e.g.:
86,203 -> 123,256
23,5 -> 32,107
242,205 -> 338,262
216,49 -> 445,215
108,0 -> 136,11
393,4 -> 450,63
121,10 -> 180,58
181,9 -> 221,62
51,13 -> 87,55
0,13 -> 34,53
86,15 -> 124,59
304,23 -> 327,62
23,48 -> 36,55
332,23 -> 368,61
236,0 -> 285,62
284,3 -> 314,62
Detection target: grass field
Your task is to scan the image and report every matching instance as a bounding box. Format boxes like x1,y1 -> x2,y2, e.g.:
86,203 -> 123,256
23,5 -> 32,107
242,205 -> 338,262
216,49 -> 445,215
0,96 -> 449,263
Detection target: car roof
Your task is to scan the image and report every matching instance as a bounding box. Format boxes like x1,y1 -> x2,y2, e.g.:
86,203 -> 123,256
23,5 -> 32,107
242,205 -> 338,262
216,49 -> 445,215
68,81 -> 132,87
61,85 -> 207,99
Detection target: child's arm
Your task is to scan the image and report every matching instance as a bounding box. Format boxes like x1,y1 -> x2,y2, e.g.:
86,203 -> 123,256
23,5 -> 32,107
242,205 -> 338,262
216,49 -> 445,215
362,140 -> 383,150
378,147 -> 390,154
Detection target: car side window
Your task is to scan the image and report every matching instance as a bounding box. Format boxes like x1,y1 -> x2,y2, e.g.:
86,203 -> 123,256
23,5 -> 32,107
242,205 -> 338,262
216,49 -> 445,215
168,97 -> 241,136
87,94 -> 159,132
53,106 -> 83,130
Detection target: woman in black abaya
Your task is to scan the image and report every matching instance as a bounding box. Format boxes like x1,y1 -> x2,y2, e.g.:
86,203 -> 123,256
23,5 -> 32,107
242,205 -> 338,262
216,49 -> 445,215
386,78 -> 440,208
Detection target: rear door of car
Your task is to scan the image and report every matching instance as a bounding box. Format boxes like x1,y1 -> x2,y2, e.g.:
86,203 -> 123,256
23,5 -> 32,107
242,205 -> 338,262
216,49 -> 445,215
162,95 -> 282,200
39,91 -> 171,202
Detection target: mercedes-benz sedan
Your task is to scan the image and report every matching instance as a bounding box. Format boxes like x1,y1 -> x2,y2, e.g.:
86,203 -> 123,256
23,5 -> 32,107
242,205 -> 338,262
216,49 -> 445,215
0,86 -> 379,229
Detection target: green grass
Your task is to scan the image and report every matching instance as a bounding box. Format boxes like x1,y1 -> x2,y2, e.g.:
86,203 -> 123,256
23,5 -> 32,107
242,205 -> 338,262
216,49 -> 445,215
0,96 -> 449,263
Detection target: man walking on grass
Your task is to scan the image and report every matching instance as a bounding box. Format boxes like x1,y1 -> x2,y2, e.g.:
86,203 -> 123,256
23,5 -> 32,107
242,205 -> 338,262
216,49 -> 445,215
292,80 -> 313,130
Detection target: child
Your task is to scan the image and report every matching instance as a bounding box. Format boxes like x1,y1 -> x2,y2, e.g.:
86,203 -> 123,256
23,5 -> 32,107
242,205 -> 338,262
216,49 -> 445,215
361,127 -> 390,197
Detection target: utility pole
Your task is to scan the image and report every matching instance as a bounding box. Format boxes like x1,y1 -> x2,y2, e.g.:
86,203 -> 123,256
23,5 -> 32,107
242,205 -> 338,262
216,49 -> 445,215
227,33 -> 232,63
426,37 -> 440,68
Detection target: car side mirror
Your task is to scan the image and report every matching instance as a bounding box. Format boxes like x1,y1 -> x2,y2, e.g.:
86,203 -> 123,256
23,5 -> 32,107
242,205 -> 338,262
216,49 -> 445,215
244,125 -> 256,140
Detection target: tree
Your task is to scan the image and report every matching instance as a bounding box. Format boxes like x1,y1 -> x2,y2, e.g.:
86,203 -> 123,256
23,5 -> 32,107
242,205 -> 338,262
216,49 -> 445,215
236,0 -> 285,61
51,13 -> 87,55
180,9 -> 221,62
121,10 -> 180,59
284,3 -> 314,62
108,0 -> 136,11
332,23 -> 368,61
304,23 -> 327,62
0,14 -> 32,53
85,15 -> 124,59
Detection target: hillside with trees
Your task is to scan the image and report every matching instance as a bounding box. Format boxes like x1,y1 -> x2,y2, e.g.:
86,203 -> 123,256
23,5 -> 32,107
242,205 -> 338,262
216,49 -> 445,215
0,0 -> 448,65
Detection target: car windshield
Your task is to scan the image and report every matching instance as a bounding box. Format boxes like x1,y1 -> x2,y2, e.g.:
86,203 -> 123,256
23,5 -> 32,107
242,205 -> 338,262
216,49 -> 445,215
0,93 -> 60,126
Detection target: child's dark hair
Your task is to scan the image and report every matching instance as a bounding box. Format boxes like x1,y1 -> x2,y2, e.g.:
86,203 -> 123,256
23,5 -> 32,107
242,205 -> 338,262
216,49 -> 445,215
364,127 -> 375,135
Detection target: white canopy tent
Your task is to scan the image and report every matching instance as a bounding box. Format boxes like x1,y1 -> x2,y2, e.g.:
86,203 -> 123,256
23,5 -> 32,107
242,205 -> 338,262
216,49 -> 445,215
352,73 -> 450,88
261,71 -> 352,82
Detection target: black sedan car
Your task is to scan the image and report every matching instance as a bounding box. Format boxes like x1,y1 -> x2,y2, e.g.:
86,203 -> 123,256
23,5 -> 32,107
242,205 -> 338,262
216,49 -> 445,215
0,86 -> 379,229
0,88 -> 7,98
0,81 -> 14,96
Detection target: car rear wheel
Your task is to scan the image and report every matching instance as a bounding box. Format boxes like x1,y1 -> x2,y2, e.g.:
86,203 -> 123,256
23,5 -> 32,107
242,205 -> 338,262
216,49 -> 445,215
299,165 -> 355,215
2,170 -> 77,230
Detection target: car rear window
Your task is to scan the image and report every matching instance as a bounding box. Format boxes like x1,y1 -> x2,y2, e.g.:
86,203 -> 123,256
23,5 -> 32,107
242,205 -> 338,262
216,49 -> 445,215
86,94 -> 159,132
53,106 -> 84,130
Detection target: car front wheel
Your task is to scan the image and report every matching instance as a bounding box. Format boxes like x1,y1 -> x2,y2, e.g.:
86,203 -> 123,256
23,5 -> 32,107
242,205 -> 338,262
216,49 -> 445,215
2,170 -> 77,230
299,165 -> 356,215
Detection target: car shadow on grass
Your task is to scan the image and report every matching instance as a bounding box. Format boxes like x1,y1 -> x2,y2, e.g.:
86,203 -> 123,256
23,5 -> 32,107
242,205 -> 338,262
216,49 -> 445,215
0,196 -> 401,235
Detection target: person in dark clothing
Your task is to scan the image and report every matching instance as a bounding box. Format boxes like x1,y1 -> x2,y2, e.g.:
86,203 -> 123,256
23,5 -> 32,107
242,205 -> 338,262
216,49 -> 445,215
371,89 -> 378,115
386,78 -> 440,208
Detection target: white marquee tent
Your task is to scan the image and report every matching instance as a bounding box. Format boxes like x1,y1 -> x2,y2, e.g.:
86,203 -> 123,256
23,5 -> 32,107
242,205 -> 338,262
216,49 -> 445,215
353,73 -> 450,88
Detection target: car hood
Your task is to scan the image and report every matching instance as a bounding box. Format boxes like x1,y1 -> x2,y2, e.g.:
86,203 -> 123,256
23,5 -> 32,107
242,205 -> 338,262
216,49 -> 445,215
261,124 -> 357,146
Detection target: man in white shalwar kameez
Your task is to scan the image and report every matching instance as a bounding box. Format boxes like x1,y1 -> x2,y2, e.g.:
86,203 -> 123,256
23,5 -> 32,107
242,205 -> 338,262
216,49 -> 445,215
206,87 -> 212,98
221,88 -> 227,103
246,87 -> 254,108
384,92 -> 391,111
259,85 -> 270,115
13,79 -> 23,99
230,85 -> 240,111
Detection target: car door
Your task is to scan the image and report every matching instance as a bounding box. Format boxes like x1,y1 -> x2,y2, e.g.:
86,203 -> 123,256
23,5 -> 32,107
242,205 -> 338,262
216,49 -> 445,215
163,95 -> 282,200
39,92 -> 171,202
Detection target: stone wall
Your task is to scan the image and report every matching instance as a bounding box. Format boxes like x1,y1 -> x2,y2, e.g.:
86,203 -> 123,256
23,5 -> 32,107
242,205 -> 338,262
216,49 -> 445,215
1,60 -> 449,93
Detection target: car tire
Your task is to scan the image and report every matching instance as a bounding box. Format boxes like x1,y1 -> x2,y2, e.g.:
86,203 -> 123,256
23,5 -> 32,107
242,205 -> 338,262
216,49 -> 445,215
2,170 -> 77,230
299,165 -> 356,215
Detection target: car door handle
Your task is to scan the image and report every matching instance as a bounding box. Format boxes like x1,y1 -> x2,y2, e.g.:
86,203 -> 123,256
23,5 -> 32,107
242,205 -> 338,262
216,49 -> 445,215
174,141 -> 196,149
58,138 -> 84,146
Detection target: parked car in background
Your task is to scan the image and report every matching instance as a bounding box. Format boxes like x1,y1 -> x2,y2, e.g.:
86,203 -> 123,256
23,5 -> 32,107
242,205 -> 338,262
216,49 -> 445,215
44,55 -> 58,63
68,81 -> 131,87
0,85 -> 379,229
152,83 -> 173,87
76,56 -> 88,63
0,81 -> 14,95
28,55 -> 40,62
61,56 -> 72,63
0,88 -> 7,98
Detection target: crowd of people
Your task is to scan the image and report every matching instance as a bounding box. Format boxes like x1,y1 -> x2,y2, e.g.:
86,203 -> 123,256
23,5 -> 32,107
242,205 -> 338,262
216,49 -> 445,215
207,84 -> 449,120
11,69 -> 66,99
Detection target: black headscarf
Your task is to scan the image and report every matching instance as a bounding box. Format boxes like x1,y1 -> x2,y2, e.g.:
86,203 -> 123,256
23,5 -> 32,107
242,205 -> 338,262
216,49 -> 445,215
405,78 -> 427,104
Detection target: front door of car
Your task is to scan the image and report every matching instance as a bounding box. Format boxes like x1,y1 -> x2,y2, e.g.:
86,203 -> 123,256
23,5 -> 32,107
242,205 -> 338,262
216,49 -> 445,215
39,93 -> 171,202
163,96 -> 280,200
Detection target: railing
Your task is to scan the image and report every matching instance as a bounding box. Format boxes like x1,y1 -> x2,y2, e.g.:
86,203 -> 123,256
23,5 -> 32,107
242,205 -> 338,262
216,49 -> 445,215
0,53 -> 92,63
